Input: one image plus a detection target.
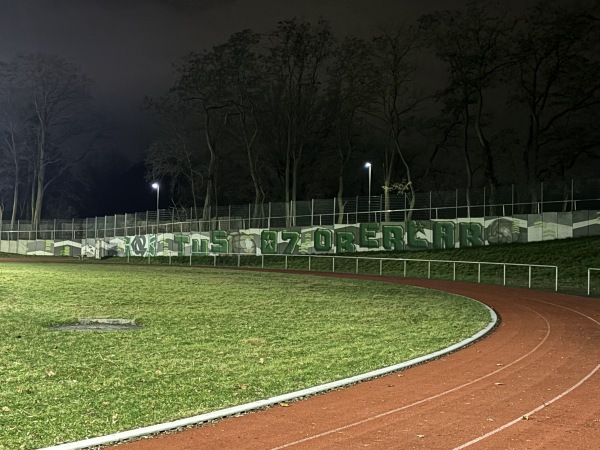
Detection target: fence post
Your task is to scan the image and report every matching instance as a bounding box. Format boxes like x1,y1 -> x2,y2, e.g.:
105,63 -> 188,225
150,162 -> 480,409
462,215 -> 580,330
429,190 -> 432,220
483,186 -> 486,217
541,181 -> 544,214
478,263 -> 481,283
528,265 -> 532,288
453,262 -> 456,281
333,197 -> 336,225
588,269 -> 591,296
503,264 -> 506,286
571,179 -> 575,212
456,188 -> 458,220
268,202 -> 272,229
511,184 -> 515,215
311,199 -> 314,226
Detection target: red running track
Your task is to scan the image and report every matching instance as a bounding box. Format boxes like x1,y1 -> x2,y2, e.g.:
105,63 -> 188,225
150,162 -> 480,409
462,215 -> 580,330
108,275 -> 600,449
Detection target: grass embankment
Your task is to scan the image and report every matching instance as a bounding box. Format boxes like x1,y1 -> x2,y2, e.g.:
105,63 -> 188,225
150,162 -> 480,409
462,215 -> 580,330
124,236 -> 600,295
0,263 -> 489,449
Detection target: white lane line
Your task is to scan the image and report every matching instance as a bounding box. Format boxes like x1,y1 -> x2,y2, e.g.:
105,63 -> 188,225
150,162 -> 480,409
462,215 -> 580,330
269,306 -> 550,450
453,364 -> 600,449
453,296 -> 600,449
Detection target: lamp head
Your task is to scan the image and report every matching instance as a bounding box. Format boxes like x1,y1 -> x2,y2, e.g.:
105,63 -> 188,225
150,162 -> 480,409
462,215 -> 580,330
364,162 -> 371,169
151,182 -> 159,190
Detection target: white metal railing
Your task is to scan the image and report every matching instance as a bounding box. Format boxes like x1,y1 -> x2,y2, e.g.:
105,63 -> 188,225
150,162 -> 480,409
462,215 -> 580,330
138,252 -> 559,291
588,268 -> 600,296
260,255 -> 558,291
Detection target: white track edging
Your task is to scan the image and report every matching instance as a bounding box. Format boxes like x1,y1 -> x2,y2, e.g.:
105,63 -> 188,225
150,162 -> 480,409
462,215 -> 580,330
39,303 -> 497,450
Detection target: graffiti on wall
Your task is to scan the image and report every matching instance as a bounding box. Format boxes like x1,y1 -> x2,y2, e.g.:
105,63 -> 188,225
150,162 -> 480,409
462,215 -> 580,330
2,211 -> 598,257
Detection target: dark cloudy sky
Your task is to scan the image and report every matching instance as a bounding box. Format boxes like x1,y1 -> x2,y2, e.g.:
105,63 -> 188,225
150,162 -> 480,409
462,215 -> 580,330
0,0 -> 455,111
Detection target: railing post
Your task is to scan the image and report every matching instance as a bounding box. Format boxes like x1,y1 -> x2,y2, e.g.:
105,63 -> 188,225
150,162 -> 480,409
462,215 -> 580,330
555,267 -> 558,292
309,256 -> 311,271
379,258 -> 383,276
332,257 -> 335,273
503,264 -> 506,286
588,269 -> 591,296
285,255 -> 288,270
403,260 -> 407,277
356,258 -> 359,274
453,262 -> 456,281
528,265 -> 532,288
238,254 -> 240,268
262,254 -> 264,269
478,263 -> 481,283
428,261 -> 431,279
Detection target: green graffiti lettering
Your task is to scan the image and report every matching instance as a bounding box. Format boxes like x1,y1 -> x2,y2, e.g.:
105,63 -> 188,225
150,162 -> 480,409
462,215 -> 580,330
175,235 -> 190,256
261,230 -> 278,254
359,223 -> 379,248
459,223 -> 484,247
281,231 -> 300,254
125,237 -> 131,256
314,228 -> 333,252
433,222 -> 455,250
192,239 -> 209,255
407,220 -> 428,249
211,230 -> 228,253
298,232 -> 312,254
382,225 -> 404,250
60,246 -> 71,256
336,231 -> 356,253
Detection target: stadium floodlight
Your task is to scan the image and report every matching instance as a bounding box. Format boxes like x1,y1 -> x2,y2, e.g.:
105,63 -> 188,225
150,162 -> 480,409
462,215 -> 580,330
151,182 -> 160,231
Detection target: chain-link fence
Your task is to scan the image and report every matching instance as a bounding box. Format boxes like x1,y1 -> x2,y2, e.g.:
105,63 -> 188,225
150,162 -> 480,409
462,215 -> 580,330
1,178 -> 599,241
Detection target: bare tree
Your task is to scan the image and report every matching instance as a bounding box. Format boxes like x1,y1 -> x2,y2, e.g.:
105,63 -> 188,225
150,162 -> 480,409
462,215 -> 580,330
327,36 -> 374,224
11,53 -> 93,228
175,48 -> 235,223
218,30 -> 267,226
264,19 -> 332,226
511,0 -> 600,209
0,60 -> 27,227
368,27 -> 423,221
420,0 -> 513,212
144,95 -> 203,215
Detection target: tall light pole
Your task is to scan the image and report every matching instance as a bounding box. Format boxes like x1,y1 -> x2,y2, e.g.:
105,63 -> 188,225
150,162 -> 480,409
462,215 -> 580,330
364,162 -> 372,222
151,182 -> 160,232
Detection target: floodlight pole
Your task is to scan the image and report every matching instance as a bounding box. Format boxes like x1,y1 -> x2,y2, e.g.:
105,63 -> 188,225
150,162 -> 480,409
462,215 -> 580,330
152,183 -> 160,257
151,182 -> 160,231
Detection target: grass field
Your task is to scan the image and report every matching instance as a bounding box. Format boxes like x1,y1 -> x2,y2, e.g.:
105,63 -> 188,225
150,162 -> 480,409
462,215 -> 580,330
0,262 -> 490,449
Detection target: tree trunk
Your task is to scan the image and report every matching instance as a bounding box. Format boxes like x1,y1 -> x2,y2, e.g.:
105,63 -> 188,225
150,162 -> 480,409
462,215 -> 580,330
336,170 -> 345,224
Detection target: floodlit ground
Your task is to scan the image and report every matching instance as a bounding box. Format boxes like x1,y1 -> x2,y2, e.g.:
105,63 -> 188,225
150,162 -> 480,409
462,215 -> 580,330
0,262 -> 489,449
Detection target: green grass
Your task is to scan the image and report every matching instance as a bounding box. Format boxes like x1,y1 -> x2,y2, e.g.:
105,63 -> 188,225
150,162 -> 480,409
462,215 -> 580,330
0,263 -> 490,449
118,236 -> 600,295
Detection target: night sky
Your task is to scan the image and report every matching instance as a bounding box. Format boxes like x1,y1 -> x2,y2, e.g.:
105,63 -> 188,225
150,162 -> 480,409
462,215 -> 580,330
0,0 -> 575,216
